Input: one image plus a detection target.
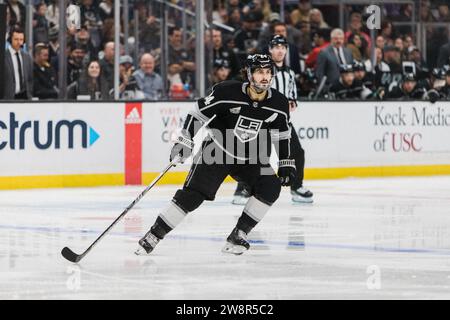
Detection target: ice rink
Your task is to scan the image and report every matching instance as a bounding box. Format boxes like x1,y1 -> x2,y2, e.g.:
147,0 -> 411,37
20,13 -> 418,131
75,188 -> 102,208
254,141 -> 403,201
1,176 -> 450,300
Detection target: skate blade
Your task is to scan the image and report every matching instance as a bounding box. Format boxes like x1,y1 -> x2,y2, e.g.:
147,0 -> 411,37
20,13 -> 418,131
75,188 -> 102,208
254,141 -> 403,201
291,196 -> 314,204
221,242 -> 248,255
134,247 -> 151,256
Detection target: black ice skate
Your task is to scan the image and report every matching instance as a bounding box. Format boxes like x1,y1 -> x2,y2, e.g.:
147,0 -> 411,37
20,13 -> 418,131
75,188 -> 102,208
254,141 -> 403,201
135,231 -> 160,255
232,184 -> 251,205
291,186 -> 314,203
222,227 -> 250,255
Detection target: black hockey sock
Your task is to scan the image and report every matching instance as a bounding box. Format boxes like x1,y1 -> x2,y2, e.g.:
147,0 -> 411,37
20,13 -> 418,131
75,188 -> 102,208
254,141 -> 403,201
150,217 -> 172,240
236,212 -> 258,234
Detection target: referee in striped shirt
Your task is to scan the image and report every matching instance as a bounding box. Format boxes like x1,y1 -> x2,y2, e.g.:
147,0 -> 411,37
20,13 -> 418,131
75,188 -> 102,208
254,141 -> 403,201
233,35 -> 313,204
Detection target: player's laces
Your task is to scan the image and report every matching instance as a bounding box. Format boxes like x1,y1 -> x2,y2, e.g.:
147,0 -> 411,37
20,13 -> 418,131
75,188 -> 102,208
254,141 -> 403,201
135,231 -> 160,255
222,227 -> 250,255
291,186 -> 314,203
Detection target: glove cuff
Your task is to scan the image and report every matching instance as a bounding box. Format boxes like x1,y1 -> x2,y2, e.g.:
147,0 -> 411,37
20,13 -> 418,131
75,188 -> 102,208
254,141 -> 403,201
278,159 -> 296,168
176,134 -> 194,149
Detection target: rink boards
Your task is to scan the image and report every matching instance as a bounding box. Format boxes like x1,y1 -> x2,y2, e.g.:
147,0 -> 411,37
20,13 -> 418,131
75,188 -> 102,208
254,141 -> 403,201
0,101 -> 449,189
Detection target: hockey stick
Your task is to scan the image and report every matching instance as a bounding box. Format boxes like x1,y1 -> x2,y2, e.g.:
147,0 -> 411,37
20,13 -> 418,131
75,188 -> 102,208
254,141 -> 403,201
61,114 -> 216,263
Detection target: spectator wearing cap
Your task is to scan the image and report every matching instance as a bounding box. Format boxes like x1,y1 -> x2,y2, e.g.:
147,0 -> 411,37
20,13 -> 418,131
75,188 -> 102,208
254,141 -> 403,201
33,43 -> 58,100
212,28 -> 241,80
75,25 -> 98,63
110,55 -> 144,100
407,46 -> 428,74
316,28 -> 354,87
211,58 -> 232,85
305,28 -> 330,69
386,73 -> 427,100
329,64 -> 372,100
67,42 -> 87,85
68,60 -> 110,100
99,41 -> 115,91
133,53 -> 164,101
47,27 -> 59,62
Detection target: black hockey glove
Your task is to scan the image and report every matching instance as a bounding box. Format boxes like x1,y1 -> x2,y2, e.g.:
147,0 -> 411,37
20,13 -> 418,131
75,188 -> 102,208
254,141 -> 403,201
170,135 -> 194,164
277,159 -> 297,186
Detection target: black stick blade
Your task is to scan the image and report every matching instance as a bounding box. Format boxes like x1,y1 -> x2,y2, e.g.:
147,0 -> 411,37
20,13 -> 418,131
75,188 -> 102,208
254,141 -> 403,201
61,247 -> 82,263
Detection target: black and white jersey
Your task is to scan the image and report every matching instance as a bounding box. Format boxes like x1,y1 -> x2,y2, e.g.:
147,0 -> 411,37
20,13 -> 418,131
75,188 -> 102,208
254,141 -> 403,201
272,65 -> 297,101
183,80 -> 292,162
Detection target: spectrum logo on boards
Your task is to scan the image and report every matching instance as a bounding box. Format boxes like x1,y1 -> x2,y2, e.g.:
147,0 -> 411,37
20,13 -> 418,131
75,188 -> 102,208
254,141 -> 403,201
0,113 -> 100,150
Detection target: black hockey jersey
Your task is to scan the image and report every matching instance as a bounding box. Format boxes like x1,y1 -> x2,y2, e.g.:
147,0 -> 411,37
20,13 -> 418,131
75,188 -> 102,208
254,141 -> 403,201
182,81 -> 292,163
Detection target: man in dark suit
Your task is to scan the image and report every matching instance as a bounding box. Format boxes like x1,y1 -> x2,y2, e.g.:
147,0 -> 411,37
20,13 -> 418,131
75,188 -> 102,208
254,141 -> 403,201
33,43 -> 58,99
3,27 -> 33,100
316,28 -> 354,88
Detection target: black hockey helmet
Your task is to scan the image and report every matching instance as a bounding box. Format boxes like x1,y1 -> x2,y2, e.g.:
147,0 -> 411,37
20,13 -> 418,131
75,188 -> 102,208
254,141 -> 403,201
352,60 -> 365,72
269,35 -> 288,48
402,72 -> 417,82
443,65 -> 450,76
339,64 -> 354,73
245,54 -> 275,91
213,58 -> 231,69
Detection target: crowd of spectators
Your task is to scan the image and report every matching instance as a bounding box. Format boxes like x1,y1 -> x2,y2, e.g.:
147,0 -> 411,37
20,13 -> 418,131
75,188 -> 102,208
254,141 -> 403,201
3,0 -> 450,102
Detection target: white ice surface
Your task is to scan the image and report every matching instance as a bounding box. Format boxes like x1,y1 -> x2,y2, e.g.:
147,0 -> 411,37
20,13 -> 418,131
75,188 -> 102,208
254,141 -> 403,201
1,176 -> 450,300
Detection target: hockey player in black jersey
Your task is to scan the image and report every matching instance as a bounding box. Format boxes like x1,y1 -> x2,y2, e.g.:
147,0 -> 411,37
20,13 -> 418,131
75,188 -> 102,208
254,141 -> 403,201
329,64 -> 373,100
233,35 -> 313,205
136,54 -> 297,255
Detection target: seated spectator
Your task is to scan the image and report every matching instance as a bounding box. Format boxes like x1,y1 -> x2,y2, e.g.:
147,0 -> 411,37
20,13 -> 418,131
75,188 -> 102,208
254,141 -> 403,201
110,55 -> 144,100
68,60 -> 110,100
437,65 -> 450,99
80,0 -> 103,49
6,0 -> 26,29
290,0 -> 312,27
380,21 -> 395,46
316,28 -> 354,88
212,28 -> 241,80
67,43 -> 87,85
305,28 -> 330,69
99,41 -> 115,90
329,64 -> 372,100
133,53 -> 163,101
385,73 -> 427,100
75,25 -> 98,63
45,0 -> 59,31
33,43 -> 58,99
33,2 -> 49,44
375,35 -> 386,50
168,27 -> 196,90
309,8 -> 329,31
211,58 -> 232,86
233,12 -> 260,61
346,33 -> 365,61
345,11 -> 371,54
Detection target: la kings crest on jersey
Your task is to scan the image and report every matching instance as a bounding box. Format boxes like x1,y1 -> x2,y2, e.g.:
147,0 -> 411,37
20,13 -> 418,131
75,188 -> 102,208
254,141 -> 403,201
234,115 -> 263,143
